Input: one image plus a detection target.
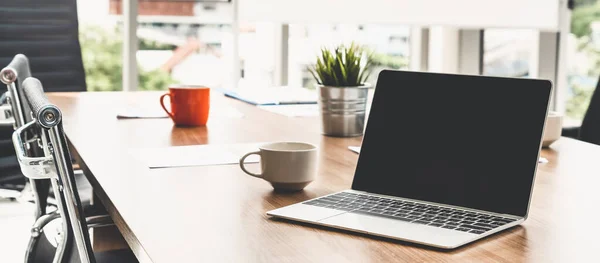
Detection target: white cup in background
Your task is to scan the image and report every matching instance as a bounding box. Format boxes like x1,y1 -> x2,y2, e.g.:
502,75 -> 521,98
542,111 -> 563,148
240,142 -> 318,191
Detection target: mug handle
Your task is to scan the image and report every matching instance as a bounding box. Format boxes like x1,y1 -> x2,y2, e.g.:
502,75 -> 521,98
239,151 -> 262,178
159,93 -> 175,120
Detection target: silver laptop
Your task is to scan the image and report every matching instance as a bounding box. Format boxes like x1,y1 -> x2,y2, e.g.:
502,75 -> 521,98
267,70 -> 552,249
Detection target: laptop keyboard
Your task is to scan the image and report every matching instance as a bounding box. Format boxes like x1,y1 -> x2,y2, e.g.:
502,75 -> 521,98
304,192 -> 517,235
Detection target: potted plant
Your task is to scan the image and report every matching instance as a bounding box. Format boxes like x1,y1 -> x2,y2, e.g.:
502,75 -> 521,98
308,43 -> 373,137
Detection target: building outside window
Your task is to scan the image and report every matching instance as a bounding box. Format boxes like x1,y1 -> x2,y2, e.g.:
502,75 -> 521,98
109,0 -> 232,91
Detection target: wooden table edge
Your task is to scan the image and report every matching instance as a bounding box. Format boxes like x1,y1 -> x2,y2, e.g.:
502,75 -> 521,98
69,137 -> 154,263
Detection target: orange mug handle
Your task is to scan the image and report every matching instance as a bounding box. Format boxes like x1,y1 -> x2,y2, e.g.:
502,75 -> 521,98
159,93 -> 175,120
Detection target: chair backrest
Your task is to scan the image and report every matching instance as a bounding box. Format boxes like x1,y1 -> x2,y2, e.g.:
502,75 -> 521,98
20,77 -> 94,263
0,0 -> 87,92
1,54 -> 50,219
580,76 -> 600,145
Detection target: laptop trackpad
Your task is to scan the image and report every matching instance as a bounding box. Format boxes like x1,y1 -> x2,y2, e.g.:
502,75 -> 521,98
319,212 -> 474,248
268,204 -> 347,222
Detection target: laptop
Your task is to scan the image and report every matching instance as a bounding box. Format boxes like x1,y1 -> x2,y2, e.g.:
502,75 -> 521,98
267,70 -> 552,249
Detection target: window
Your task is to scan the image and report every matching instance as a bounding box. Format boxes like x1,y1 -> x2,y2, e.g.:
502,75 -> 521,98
288,24 -> 410,89
77,0 -> 236,91
80,1 -> 410,92
483,29 -> 536,78
77,0 -> 123,91
566,0 -> 600,121
127,1 -> 234,91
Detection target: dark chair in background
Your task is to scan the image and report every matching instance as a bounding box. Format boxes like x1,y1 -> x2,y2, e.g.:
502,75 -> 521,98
17,78 -> 136,263
0,0 -> 90,202
562,76 -> 600,146
0,0 -> 87,92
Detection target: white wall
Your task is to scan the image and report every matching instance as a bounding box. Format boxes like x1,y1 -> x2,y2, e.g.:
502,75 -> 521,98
240,0 -> 561,31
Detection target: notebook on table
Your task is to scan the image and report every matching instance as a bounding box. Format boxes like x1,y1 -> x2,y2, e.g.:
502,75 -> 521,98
220,86 -> 317,106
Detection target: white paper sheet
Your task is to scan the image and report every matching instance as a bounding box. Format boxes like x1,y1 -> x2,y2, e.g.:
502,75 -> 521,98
224,85 -> 318,105
130,143 -> 262,169
257,104 -> 319,117
116,105 -> 244,119
348,146 -> 361,154
116,107 -> 168,119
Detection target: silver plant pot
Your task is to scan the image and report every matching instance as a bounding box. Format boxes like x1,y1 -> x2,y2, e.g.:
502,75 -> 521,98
317,84 -> 371,137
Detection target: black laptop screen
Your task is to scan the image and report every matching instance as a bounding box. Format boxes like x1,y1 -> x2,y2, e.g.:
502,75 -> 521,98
351,71 -> 551,217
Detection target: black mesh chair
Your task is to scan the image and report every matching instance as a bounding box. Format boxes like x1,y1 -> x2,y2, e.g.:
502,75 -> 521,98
15,78 -> 137,263
0,0 -> 87,92
562,76 -> 600,146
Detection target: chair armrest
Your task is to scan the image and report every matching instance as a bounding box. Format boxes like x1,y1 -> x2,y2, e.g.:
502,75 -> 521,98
562,126 -> 581,139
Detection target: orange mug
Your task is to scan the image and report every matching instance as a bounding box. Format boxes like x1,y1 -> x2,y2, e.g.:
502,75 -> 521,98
160,85 -> 210,126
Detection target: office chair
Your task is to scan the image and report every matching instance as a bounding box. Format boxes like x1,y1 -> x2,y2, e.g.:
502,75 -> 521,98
0,54 -> 50,217
0,0 -> 87,164
0,0 -> 88,191
562,75 -> 600,146
2,55 -> 116,261
0,0 -> 92,208
15,77 -> 137,263
1,54 -> 96,210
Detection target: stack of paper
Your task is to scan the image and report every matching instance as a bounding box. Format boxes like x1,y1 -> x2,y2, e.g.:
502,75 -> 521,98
130,143 -> 262,169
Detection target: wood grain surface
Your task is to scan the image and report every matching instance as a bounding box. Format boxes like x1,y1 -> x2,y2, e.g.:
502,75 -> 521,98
49,91 -> 600,263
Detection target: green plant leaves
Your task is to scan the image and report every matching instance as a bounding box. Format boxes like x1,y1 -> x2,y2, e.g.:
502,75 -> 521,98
308,42 -> 372,87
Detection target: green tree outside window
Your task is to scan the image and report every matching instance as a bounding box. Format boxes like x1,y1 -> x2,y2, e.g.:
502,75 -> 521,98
79,25 -> 176,91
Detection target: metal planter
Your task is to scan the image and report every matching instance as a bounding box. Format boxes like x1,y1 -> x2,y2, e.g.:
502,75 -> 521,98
317,84 -> 370,137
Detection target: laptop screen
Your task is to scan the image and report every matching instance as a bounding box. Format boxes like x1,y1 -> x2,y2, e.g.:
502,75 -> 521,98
351,71 -> 551,217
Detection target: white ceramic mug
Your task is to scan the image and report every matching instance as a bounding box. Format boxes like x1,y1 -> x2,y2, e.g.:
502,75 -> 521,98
542,111 -> 563,147
239,142 -> 318,191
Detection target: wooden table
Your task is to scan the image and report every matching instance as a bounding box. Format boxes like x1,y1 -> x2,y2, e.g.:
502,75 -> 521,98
49,91 -> 600,262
